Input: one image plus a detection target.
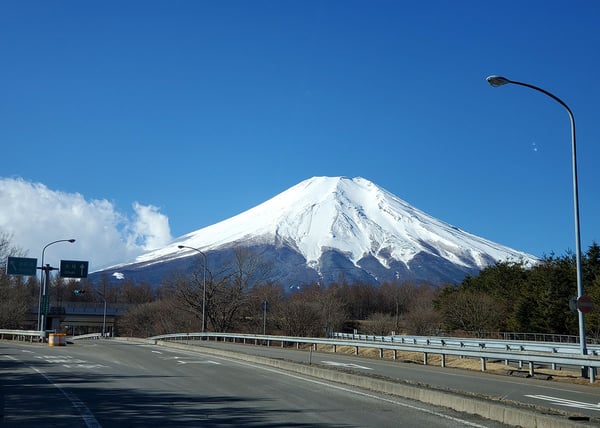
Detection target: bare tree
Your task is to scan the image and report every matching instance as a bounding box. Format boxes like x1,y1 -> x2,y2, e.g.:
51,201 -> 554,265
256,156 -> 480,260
436,287 -> 504,336
276,284 -> 347,337
173,247 -> 273,332
276,291 -> 322,336
0,231 -> 32,328
244,282 -> 285,334
364,312 -> 395,336
403,284 -> 442,335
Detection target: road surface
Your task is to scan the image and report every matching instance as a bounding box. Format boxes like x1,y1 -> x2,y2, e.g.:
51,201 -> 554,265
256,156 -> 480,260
1,340 -> 511,427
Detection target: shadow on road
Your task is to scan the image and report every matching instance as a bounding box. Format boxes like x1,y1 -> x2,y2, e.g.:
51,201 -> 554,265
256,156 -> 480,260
1,348 -> 353,427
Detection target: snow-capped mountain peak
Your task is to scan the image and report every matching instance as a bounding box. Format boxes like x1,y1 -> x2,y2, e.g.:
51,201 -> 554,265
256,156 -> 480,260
132,176 -> 536,282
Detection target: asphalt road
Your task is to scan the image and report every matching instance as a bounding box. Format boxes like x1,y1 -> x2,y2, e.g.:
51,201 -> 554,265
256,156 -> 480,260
189,339 -> 600,419
1,340 -> 510,427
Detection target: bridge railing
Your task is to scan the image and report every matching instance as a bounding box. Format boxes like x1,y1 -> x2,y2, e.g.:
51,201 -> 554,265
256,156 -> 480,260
148,331 -> 600,383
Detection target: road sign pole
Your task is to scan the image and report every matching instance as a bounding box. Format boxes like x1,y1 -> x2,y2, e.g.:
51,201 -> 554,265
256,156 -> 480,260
40,265 -> 51,331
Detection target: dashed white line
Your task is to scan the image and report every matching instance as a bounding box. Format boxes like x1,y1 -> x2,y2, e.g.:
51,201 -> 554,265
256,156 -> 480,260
321,360 -> 372,370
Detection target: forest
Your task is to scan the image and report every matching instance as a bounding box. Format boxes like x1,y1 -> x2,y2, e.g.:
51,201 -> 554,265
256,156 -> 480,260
2,231 -> 599,341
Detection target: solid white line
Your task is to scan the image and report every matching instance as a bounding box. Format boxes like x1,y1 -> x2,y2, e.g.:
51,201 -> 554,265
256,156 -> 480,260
5,353 -> 102,427
30,365 -> 103,427
7,355 -> 102,428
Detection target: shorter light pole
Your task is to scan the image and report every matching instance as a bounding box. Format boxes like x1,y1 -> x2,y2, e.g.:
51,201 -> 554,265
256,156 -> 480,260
96,291 -> 107,337
177,245 -> 207,333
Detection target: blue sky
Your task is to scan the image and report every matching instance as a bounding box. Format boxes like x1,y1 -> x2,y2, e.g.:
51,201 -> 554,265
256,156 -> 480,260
1,1 -> 599,270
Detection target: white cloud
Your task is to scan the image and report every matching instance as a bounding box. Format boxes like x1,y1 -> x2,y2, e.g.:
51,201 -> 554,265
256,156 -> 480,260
0,177 -> 173,271
127,202 -> 173,251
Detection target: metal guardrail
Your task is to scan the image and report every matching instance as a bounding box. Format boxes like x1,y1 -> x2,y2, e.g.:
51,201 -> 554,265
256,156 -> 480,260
70,333 -> 104,340
3,328 -> 599,383
332,333 -> 600,356
0,329 -> 43,342
0,329 -> 105,342
149,332 -> 600,383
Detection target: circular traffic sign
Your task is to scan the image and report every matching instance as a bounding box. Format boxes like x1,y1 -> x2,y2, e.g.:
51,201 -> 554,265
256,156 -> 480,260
576,295 -> 594,313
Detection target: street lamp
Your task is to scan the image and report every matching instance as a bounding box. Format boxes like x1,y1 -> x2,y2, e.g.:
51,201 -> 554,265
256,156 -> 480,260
486,75 -> 587,359
38,238 -> 76,331
177,245 -> 207,333
95,289 -> 107,338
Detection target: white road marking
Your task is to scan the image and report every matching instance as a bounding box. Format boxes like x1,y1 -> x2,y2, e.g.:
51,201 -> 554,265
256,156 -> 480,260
525,394 -> 600,411
7,355 -> 103,427
36,356 -> 87,364
31,366 -> 102,427
34,355 -> 108,370
63,364 -> 109,369
321,360 -> 372,370
158,355 -> 220,365
176,360 -> 220,365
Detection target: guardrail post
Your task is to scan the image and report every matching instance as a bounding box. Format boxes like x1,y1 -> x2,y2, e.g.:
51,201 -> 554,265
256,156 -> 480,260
423,352 -> 428,366
591,368 -> 596,383
481,357 -> 486,372
441,354 -> 446,368
354,346 -> 359,355
528,362 -> 534,377
379,349 -> 384,358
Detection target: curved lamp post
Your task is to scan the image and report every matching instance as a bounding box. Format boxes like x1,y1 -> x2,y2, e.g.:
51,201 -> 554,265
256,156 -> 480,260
177,245 -> 207,333
486,75 -> 587,360
38,238 -> 76,331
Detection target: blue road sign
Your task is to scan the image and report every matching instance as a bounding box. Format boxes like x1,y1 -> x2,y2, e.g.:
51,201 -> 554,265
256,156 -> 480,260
60,260 -> 89,278
6,257 -> 38,276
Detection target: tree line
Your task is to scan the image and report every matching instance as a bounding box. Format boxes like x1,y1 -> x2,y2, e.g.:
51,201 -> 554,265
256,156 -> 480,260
1,231 -> 599,340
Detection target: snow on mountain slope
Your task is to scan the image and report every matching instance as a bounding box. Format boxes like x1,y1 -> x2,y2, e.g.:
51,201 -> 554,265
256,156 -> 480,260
131,176 -> 537,274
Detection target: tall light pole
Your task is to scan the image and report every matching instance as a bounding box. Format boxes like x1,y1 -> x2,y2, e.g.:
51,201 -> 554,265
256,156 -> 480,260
178,245 -> 207,333
38,238 -> 76,331
486,75 -> 587,359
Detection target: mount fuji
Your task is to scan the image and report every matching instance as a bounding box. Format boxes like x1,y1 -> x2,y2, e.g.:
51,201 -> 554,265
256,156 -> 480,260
92,176 -> 538,287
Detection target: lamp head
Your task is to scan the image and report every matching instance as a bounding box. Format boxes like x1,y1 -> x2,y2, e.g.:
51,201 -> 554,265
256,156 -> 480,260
177,245 -> 184,249
486,75 -> 511,87
68,239 -> 76,243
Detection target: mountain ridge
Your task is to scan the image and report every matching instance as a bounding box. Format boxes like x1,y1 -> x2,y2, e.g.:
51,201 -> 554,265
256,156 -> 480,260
94,176 -> 537,286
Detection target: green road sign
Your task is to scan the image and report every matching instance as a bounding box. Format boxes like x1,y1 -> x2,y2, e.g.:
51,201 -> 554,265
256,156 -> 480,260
6,256 -> 38,276
60,260 -> 89,278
